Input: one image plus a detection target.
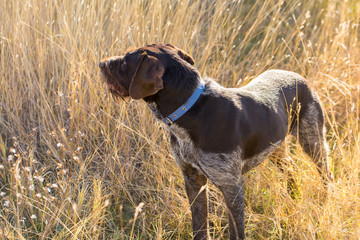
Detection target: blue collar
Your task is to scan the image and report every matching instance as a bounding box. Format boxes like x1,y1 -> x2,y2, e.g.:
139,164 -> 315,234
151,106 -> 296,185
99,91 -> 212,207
162,81 -> 205,125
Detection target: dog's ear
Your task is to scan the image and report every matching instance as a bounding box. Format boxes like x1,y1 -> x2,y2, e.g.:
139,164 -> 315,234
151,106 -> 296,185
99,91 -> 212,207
166,44 -> 195,65
129,52 -> 164,99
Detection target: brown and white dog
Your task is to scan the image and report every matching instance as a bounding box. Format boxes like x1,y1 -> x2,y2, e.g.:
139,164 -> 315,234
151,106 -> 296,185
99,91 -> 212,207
99,44 -> 333,240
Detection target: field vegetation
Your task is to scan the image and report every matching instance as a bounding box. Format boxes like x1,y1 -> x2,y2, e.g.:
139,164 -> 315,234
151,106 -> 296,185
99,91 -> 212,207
0,0 -> 359,239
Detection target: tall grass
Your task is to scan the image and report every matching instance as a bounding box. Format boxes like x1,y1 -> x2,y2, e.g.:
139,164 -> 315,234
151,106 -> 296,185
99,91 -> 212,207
0,0 -> 359,239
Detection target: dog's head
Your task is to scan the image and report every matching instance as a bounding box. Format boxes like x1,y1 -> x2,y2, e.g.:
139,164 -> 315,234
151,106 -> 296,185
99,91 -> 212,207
99,44 -> 196,100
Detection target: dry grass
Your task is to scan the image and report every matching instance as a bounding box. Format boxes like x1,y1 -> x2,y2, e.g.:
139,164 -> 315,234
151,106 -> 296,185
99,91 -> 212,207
0,0 -> 359,239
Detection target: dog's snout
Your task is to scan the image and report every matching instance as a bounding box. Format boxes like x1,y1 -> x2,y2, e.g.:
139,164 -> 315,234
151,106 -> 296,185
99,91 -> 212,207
99,58 -> 113,70
99,61 -> 106,69
99,56 -> 123,70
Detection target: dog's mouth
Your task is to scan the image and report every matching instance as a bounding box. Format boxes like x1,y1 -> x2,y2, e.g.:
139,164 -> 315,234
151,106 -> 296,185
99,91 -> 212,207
100,72 -> 128,99
107,83 -> 124,97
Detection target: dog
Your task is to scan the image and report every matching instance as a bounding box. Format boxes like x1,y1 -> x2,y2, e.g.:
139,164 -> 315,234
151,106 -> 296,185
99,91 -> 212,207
99,44 -> 333,240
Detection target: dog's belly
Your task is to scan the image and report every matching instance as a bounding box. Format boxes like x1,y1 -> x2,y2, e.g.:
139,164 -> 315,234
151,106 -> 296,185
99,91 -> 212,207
241,140 -> 282,174
169,122 -> 279,177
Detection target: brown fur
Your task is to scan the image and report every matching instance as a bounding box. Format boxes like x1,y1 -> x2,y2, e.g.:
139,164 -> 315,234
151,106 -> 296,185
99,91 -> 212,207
99,44 -> 333,240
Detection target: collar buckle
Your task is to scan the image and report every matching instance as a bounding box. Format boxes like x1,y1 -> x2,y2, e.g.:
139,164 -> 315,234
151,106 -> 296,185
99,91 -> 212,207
163,117 -> 173,126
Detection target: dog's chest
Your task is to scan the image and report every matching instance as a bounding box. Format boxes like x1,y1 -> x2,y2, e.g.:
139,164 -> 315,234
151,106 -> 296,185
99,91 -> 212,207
146,102 -> 199,168
169,124 -> 202,170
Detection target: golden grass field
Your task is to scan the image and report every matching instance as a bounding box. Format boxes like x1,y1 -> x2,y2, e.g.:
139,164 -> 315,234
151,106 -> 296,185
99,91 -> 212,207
0,0 -> 359,239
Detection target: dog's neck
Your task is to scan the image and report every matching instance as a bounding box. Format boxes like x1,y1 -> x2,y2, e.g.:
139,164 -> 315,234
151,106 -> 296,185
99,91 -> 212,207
143,70 -> 201,121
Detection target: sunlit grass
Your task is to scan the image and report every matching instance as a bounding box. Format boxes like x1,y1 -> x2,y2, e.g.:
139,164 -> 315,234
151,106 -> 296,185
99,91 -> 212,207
0,0 -> 359,239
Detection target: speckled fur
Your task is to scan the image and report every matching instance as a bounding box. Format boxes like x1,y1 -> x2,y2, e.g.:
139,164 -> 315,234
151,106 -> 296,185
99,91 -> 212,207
100,46 -> 333,240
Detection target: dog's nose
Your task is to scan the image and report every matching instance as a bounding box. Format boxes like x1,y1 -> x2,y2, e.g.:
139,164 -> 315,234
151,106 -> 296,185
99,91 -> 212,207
99,61 -> 106,69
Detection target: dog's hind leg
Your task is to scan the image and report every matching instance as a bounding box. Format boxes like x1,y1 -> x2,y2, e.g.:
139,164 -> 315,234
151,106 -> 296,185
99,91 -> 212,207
298,99 -> 334,182
269,141 -> 298,197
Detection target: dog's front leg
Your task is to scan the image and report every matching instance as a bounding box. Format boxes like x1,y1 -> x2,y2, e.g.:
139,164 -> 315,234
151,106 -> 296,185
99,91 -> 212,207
217,179 -> 245,240
181,164 -> 209,240
170,134 -> 209,239
198,154 -> 245,240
